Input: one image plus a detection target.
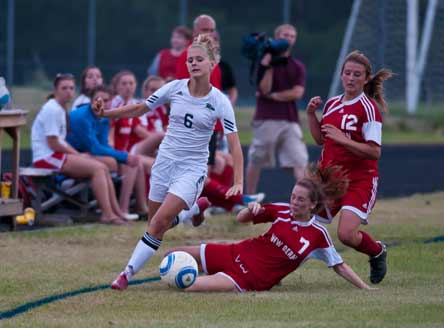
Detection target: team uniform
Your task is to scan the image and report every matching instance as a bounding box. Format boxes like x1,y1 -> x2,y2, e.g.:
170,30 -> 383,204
176,45 -> 223,165
111,96 -> 141,153
144,79 -> 237,208
145,105 -> 169,132
201,203 -> 343,292
31,99 -> 68,170
148,49 -> 181,81
318,92 -> 382,224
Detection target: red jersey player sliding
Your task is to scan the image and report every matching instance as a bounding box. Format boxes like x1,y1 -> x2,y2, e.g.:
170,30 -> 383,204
306,50 -> 393,284
166,165 -> 374,292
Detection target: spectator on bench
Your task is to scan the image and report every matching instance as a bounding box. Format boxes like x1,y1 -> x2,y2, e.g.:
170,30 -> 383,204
31,74 -> 128,225
67,85 -> 148,220
72,66 -> 104,110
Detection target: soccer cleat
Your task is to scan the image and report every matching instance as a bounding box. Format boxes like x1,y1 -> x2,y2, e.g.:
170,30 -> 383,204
191,197 -> 212,227
111,272 -> 129,290
242,192 -> 266,204
369,241 -> 387,284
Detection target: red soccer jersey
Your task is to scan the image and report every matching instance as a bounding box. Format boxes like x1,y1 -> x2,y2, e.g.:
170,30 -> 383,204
158,49 -> 181,81
111,96 -> 140,151
319,92 -> 382,178
145,105 -> 169,132
233,203 -> 343,291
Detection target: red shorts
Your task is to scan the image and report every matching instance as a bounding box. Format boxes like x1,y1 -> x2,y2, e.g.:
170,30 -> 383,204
33,152 -> 67,171
318,175 -> 378,224
201,243 -> 255,292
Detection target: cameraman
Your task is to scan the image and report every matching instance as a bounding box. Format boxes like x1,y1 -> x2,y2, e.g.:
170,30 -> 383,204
246,24 -> 308,194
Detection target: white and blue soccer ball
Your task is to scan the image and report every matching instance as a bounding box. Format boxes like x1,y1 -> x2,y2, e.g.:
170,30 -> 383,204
159,251 -> 198,289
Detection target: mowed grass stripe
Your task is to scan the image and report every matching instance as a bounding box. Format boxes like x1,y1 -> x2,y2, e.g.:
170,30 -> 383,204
0,192 -> 443,326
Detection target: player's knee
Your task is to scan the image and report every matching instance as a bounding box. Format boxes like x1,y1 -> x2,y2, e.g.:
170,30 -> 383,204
149,216 -> 172,236
338,229 -> 356,246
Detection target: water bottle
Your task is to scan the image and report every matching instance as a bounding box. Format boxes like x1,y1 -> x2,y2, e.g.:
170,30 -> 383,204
0,77 -> 11,110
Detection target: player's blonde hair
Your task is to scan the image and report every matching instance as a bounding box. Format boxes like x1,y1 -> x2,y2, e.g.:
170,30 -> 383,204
342,50 -> 393,112
190,34 -> 221,64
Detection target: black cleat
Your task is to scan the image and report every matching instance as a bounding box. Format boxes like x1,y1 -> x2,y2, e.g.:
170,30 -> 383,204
369,241 -> 387,284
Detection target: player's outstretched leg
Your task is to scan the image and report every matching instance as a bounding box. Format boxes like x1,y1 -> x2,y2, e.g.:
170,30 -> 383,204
338,211 -> 387,284
111,196 -> 187,291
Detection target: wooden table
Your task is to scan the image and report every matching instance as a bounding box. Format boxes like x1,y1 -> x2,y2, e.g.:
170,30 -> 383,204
0,109 -> 28,230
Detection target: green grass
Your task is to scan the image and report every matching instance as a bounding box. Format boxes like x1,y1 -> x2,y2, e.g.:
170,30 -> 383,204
1,192 -> 444,327
2,87 -> 444,149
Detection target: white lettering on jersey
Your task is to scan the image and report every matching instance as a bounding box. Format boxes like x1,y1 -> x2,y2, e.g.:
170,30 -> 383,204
270,233 -> 284,247
298,237 -> 310,254
269,233 -> 298,260
340,114 -> 358,131
235,255 -> 249,273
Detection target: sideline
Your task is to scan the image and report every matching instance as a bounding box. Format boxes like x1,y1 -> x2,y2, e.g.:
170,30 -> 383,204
0,276 -> 161,320
1,235 -> 443,321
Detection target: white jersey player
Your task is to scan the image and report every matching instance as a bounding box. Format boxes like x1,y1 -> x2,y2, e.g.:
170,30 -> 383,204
93,34 -> 244,290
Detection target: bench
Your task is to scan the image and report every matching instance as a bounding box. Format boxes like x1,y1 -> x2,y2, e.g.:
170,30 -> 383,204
19,167 -> 97,221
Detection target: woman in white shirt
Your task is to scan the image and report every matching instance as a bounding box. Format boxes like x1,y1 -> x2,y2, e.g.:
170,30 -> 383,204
31,74 -> 127,225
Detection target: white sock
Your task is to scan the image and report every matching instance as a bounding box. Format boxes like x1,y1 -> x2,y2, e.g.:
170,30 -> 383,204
177,203 -> 200,225
125,232 -> 161,280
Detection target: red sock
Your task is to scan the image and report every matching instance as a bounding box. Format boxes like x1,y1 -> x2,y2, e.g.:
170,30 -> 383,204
202,179 -> 242,211
355,231 -> 382,257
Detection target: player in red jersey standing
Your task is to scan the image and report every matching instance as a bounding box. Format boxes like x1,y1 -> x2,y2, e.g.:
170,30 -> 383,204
165,165 -> 373,292
306,50 -> 393,284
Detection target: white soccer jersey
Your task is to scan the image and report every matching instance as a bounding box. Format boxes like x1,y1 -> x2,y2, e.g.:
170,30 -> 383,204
31,98 -> 68,162
145,79 -> 237,166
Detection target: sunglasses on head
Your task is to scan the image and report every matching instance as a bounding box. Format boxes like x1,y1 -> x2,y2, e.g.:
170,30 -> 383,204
55,73 -> 74,79
54,73 -> 75,86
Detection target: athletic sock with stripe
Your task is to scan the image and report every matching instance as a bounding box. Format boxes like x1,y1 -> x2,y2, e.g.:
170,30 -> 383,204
125,232 -> 162,280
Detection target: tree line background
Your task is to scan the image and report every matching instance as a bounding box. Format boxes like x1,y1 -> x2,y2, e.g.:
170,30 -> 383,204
0,0 -> 354,104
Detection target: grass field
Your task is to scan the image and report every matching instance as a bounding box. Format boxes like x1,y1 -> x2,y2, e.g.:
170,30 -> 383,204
1,192 -> 444,327
2,87 -> 444,149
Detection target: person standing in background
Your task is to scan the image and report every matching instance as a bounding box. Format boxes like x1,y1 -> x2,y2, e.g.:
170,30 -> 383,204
246,24 -> 308,194
148,26 -> 192,82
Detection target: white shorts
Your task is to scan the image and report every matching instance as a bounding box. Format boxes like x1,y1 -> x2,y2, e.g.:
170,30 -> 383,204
148,155 -> 207,209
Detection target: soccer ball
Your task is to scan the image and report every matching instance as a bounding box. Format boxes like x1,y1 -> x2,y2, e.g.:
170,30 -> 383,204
159,251 -> 198,289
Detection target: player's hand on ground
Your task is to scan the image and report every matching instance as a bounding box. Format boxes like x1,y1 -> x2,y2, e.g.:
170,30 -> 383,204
321,124 -> 348,144
247,202 -> 264,216
306,96 -> 323,114
225,183 -> 243,198
126,154 -> 139,168
92,97 -> 105,117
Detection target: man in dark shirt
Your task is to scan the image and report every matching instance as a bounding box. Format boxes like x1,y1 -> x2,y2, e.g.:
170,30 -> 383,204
246,24 -> 308,194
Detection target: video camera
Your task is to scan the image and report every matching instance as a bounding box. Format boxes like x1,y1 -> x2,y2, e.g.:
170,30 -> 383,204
241,33 -> 290,84
241,32 -> 290,62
